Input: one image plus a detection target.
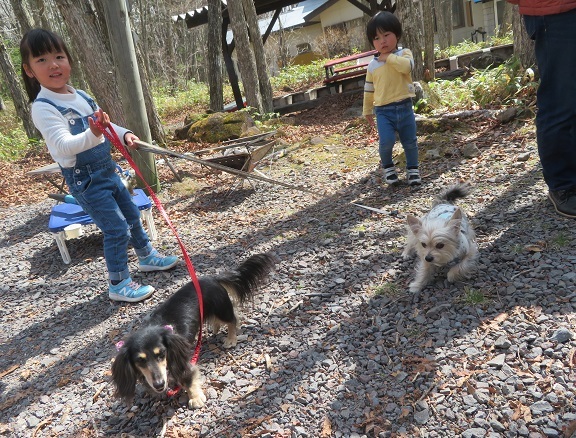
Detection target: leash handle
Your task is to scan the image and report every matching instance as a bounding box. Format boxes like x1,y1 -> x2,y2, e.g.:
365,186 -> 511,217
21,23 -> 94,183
94,121 -> 204,367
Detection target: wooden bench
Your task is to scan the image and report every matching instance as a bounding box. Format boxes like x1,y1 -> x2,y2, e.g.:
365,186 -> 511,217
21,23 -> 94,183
323,50 -> 377,84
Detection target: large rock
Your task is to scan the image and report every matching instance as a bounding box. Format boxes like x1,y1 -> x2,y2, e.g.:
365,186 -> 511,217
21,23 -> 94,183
187,112 -> 256,143
174,113 -> 207,140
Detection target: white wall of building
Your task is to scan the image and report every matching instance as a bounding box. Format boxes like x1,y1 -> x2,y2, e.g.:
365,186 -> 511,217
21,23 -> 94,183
317,0 -> 364,27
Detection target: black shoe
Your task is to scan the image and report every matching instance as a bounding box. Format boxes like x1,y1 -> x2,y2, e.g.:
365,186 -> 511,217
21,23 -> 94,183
548,189 -> 576,218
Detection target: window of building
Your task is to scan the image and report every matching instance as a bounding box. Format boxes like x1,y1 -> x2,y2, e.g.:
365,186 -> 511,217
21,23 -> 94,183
432,0 -> 468,31
452,0 -> 466,29
296,43 -> 312,54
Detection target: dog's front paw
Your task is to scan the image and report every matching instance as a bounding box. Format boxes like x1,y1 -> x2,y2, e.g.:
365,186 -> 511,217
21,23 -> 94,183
188,389 -> 207,409
408,281 -> 423,293
222,337 -> 237,349
447,270 -> 459,283
223,329 -> 238,349
447,265 -> 471,283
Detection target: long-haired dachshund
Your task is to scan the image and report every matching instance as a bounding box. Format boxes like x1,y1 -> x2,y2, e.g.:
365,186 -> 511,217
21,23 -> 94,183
111,253 -> 275,408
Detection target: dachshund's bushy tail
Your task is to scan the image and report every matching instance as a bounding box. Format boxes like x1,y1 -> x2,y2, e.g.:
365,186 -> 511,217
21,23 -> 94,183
215,253 -> 276,303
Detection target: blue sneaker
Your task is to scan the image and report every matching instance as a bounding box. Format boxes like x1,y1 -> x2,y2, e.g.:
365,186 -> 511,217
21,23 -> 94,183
138,250 -> 179,272
109,278 -> 155,302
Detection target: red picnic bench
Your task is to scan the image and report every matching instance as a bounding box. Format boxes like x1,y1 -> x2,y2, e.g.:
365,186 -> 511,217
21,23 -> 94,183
323,49 -> 377,84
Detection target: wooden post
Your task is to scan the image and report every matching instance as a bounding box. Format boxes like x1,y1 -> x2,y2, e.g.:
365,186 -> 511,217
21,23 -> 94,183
101,0 -> 160,193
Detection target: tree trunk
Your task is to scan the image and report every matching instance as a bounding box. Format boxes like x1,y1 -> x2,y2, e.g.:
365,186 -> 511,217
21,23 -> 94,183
227,0 -> 263,112
165,6 -> 178,94
134,41 -> 166,146
207,0 -> 224,111
53,0 -> 127,126
422,0 -> 435,81
435,0 -> 452,50
0,39 -> 39,138
512,5 -> 536,70
241,0 -> 274,114
498,1 -> 513,37
395,0 -> 424,81
10,0 -> 35,34
31,0 -> 52,30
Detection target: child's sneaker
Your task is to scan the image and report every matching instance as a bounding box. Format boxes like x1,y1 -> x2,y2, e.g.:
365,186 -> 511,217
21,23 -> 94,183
138,250 -> 179,272
407,168 -> 422,186
109,278 -> 155,302
383,167 -> 400,185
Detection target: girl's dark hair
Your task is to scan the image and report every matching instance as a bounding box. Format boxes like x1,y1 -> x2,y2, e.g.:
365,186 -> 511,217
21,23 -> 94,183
20,28 -> 73,102
366,11 -> 402,45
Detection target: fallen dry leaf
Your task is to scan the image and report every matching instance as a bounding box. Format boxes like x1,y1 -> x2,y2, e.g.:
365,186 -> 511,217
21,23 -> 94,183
321,416 -> 332,438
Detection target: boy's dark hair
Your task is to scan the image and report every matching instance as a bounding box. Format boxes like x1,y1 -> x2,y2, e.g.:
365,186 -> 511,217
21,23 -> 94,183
366,11 -> 403,45
20,28 -> 73,102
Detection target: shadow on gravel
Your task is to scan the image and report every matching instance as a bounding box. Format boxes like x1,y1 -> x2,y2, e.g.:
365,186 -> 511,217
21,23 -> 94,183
140,162 -> 576,435
5,139 -> 575,435
0,209 -> 48,248
27,232 -> 105,279
0,294 -> 114,410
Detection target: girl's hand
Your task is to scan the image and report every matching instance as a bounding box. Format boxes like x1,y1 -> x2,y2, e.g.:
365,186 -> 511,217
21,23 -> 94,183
124,132 -> 140,149
88,108 -> 110,137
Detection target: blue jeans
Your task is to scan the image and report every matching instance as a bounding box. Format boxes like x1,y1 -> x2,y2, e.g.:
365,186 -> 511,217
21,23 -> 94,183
374,98 -> 419,169
524,10 -> 576,191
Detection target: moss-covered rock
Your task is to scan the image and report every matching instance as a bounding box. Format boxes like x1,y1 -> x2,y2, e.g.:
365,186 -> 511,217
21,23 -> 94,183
174,113 -> 207,140
187,111 -> 256,143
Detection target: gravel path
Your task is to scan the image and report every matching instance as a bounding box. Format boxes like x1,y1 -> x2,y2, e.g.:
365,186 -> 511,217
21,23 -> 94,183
1,108 -> 576,438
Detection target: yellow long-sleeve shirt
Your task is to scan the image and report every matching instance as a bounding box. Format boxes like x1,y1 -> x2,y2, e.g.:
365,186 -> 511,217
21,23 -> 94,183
362,48 -> 416,116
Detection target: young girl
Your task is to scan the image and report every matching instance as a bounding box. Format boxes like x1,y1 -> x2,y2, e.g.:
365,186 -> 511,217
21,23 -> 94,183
362,11 -> 421,186
20,28 -> 178,303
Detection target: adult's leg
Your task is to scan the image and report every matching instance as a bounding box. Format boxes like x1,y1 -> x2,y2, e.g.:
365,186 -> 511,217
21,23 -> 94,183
524,11 -> 576,191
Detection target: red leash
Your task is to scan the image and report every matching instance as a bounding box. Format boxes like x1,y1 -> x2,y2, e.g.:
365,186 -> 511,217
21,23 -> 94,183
96,121 -> 204,394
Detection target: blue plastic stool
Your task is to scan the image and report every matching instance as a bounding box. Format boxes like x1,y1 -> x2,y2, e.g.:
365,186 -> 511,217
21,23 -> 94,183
48,188 -> 157,264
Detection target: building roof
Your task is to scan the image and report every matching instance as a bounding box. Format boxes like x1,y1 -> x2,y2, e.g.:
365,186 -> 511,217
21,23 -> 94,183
172,0 -> 329,30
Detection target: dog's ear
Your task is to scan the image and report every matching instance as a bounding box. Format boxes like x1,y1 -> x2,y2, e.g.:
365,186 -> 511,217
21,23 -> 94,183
406,214 -> 422,234
164,332 -> 193,382
111,346 -> 138,401
448,208 -> 463,232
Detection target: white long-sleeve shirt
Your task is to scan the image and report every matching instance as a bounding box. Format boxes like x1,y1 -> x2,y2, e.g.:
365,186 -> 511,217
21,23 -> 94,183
31,85 -> 130,168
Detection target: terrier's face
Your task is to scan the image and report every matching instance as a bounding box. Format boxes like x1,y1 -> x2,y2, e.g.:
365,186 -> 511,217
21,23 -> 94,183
407,208 -> 463,267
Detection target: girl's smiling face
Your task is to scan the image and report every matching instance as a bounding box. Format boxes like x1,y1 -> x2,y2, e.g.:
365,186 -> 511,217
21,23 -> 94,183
23,50 -> 71,94
372,29 -> 398,56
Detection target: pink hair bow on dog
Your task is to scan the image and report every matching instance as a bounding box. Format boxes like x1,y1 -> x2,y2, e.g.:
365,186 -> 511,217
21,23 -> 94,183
115,326 -> 173,351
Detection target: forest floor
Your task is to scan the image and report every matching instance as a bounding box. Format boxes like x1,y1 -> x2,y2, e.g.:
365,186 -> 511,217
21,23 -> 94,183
1,93 -> 576,437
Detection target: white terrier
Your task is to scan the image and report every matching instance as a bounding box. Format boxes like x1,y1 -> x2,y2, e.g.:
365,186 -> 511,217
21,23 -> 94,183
402,183 -> 479,293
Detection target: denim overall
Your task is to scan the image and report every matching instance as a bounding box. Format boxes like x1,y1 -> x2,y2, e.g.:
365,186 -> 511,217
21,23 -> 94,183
35,90 -> 153,281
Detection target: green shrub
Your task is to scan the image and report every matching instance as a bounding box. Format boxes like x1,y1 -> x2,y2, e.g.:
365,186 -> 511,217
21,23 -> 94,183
0,100 -> 30,161
425,56 -> 537,113
269,60 -> 326,92
435,32 -> 513,60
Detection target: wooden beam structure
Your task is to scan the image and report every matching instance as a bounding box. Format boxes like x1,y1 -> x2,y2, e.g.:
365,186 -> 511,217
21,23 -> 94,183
173,0 -> 393,111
